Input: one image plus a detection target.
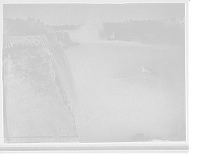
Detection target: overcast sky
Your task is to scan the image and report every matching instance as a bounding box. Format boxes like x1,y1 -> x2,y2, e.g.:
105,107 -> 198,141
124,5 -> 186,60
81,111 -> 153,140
4,3 -> 185,25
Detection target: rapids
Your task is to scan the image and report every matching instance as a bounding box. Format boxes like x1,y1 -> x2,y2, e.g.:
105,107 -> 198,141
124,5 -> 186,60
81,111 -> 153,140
3,32 -> 185,142
65,42 -> 185,142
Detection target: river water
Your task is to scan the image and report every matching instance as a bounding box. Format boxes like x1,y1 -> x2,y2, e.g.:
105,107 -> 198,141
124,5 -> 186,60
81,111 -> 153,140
66,41 -> 186,142
4,41 -> 186,142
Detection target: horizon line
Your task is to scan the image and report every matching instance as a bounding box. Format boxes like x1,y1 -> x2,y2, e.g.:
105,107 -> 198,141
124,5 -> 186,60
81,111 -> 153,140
3,16 -> 185,26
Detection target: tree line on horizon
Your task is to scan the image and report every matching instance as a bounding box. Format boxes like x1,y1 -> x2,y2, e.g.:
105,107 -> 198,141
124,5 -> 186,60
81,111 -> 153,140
3,17 -> 185,46
99,17 -> 185,46
3,17 -> 185,36
3,17 -> 56,36
53,17 -> 185,30
103,17 -> 185,31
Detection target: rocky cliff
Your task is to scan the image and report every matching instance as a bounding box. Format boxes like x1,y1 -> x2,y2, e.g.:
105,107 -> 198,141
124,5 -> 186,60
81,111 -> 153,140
3,46 -> 79,142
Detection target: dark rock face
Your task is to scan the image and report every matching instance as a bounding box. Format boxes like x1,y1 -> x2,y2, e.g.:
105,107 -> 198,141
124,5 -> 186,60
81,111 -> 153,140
3,46 -> 79,142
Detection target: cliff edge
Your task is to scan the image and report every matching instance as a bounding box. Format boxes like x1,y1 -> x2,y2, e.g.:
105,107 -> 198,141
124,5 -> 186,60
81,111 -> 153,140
3,46 -> 79,142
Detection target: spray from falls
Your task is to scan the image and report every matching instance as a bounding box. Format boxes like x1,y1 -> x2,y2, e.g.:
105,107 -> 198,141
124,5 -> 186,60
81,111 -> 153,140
68,7 -> 103,43
68,22 -> 102,43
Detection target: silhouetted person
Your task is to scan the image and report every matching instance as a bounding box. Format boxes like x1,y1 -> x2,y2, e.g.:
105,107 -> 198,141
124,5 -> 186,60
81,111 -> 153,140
10,41 -> 14,48
15,41 -> 18,48
35,41 -> 39,46
7,41 -> 10,48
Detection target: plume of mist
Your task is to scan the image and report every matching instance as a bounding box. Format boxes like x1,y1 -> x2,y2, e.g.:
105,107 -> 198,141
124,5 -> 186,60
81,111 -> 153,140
68,8 -> 103,43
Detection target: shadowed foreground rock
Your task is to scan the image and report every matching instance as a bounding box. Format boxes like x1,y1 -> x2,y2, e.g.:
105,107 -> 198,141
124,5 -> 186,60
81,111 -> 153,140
3,46 -> 79,142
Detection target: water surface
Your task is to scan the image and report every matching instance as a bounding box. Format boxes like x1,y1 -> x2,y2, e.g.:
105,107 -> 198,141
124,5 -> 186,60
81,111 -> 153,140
66,41 -> 185,142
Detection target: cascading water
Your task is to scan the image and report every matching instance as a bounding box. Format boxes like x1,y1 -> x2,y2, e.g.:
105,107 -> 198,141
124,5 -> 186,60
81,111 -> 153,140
68,22 -> 101,43
35,35 -> 78,125
5,32 -> 185,142
64,37 -> 185,142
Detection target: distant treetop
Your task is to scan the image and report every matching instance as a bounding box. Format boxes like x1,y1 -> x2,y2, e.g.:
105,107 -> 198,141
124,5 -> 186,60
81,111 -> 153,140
3,17 -> 55,36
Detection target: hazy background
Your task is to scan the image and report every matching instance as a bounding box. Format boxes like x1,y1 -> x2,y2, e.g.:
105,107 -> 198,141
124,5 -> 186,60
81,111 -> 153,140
4,4 -> 185,25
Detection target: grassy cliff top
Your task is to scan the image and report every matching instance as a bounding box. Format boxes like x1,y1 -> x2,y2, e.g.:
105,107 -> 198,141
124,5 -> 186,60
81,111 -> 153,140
3,18 -> 81,39
3,46 -> 78,142
4,18 -> 57,41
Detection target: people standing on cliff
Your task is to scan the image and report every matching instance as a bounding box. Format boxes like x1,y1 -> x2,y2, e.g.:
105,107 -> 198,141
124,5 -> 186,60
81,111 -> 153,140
10,41 -> 14,48
40,41 -> 43,46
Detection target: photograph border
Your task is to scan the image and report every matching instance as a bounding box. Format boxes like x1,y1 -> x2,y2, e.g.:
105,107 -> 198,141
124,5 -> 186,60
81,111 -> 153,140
0,0 -> 189,152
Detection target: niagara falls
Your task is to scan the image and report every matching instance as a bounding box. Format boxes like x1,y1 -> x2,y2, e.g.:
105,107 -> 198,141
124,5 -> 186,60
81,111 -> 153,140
3,4 -> 186,143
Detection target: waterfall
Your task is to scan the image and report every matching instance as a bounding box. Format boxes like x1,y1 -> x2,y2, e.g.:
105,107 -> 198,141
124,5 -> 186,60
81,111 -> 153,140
48,43 -> 78,112
48,43 -> 79,138
3,31 -> 185,142
68,22 -> 101,43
